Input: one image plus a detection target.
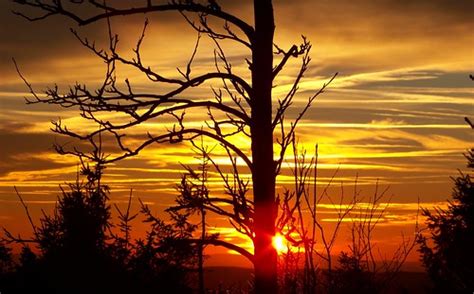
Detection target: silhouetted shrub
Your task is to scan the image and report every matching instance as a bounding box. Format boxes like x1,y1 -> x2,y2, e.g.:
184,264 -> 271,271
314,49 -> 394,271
121,202 -> 198,293
329,252 -> 379,294
0,242 -> 12,273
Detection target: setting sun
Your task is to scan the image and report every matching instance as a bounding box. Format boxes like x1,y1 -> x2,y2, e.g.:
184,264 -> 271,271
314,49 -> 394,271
272,234 -> 287,254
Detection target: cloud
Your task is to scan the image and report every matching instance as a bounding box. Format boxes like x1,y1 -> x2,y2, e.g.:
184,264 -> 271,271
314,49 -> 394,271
0,128 -> 71,176
275,0 -> 474,35
2,0 -> 472,85
349,71 -> 474,89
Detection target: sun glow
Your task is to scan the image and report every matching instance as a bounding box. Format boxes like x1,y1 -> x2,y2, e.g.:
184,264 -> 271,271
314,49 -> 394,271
272,234 -> 286,254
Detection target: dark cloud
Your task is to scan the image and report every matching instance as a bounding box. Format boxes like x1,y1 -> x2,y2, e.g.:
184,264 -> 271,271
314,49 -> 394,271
275,0 -> 474,28
1,0 -> 472,88
3,0 -> 472,60
0,156 -> 69,177
0,1 -> 111,85
372,0 -> 473,20
0,4 -> 97,50
0,127 -> 66,176
0,125 -> 151,176
0,123 -> 55,156
340,136 -> 422,149
351,71 -> 474,89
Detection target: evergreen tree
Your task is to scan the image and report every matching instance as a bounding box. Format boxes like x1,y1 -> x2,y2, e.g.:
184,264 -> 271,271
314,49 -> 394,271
0,162 -> 200,293
418,147 -> 474,292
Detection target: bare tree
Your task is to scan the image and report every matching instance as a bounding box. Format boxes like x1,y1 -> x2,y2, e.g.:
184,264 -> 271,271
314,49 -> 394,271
276,140 -> 419,293
12,1 -> 336,291
276,140 -> 357,293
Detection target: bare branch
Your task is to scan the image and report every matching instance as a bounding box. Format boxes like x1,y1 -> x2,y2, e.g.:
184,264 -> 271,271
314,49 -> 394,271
14,186 -> 38,237
13,0 -> 254,40
189,238 -> 254,263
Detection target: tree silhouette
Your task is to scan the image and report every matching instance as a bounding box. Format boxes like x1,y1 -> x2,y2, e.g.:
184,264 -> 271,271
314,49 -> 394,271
127,198 -> 198,293
418,141 -> 474,292
12,1 -> 336,291
1,160 -> 202,293
0,242 -> 12,274
330,252 -> 378,294
0,241 -> 13,289
275,141 -> 419,293
169,147 -> 216,294
0,161 -> 128,293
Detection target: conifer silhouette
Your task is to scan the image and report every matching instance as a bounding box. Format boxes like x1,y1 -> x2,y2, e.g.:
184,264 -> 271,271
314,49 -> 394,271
418,143 -> 474,292
0,161 -> 200,293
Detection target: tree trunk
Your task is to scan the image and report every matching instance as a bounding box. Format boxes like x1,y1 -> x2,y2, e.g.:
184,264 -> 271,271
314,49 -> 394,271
251,0 -> 277,293
198,209 -> 205,294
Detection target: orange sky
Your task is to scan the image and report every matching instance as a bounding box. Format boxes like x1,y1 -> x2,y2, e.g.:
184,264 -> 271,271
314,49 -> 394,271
0,0 -> 473,268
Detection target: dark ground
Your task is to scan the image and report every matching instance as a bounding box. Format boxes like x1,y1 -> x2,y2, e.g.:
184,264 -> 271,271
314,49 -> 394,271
204,267 -> 433,293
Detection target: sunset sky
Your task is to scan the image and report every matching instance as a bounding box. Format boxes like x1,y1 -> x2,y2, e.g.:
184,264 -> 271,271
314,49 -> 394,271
0,0 -> 472,267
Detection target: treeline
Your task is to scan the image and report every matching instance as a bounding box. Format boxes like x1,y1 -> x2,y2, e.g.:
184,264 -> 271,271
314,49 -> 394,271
0,164 -> 199,294
0,147 -> 472,293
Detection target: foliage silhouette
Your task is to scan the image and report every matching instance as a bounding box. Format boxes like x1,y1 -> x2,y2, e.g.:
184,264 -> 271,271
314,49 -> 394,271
418,136 -> 474,292
0,242 -> 13,288
0,162 -> 200,293
0,242 -> 12,273
128,197 -> 198,293
1,164 -> 120,293
329,252 -> 379,294
169,148 -> 217,294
